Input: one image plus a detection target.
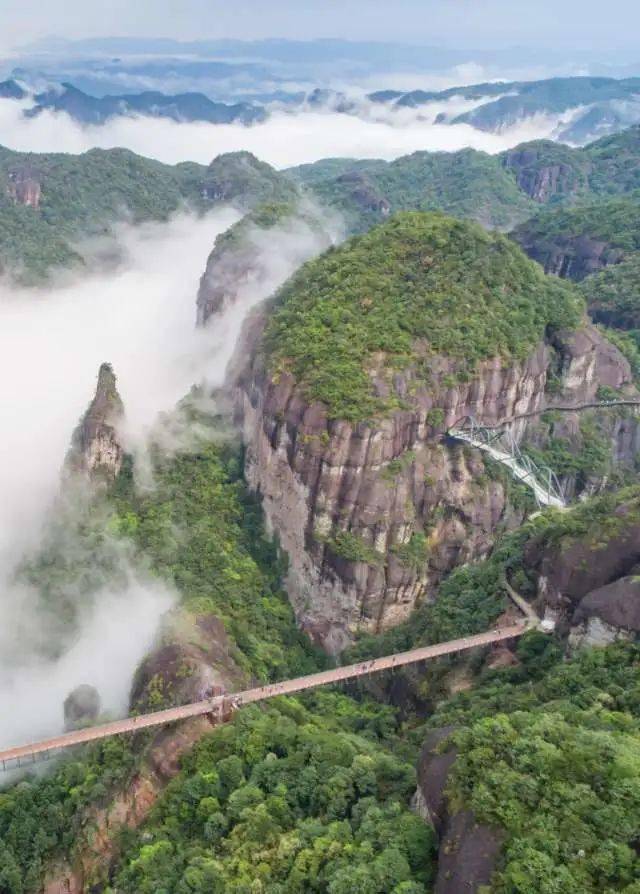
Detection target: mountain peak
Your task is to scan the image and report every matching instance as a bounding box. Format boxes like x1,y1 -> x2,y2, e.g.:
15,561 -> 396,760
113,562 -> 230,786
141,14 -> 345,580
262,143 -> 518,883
66,362 -> 125,482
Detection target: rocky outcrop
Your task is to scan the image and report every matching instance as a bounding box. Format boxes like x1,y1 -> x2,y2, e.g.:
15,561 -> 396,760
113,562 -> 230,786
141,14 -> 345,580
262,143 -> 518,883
415,728 -> 503,894
66,363 -> 125,482
523,489 -> 640,639
43,608 -> 245,893
238,321 -> 635,652
199,151 -> 298,209
333,170 -> 391,216
131,609 -> 245,711
63,684 -> 100,730
517,232 -> 625,280
196,205 -> 333,327
502,142 -> 588,204
43,716 -> 214,894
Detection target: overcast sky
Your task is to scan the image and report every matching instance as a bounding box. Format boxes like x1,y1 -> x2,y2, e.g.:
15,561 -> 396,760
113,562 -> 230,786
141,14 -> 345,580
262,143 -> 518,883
1,0 -> 639,53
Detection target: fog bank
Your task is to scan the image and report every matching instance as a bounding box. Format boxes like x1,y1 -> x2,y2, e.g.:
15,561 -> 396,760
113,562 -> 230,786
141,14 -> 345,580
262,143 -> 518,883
0,210 -> 240,749
0,203 -> 334,751
0,95 -> 578,168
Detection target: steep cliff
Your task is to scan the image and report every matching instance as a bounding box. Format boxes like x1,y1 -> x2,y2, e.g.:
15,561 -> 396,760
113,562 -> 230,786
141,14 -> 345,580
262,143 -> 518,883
66,362 -> 125,482
501,140 -> 589,204
196,201 -> 334,326
415,727 -> 503,894
512,195 -> 640,280
522,485 -> 640,641
235,212 -> 621,652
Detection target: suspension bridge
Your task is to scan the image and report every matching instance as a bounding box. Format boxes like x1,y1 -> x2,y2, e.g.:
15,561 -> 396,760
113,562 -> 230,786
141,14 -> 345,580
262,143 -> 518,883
447,399 -> 640,510
0,622 -> 530,771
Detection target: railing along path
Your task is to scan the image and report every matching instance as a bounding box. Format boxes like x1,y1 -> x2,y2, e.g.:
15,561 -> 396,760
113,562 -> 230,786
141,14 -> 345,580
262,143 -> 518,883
447,398 -> 640,510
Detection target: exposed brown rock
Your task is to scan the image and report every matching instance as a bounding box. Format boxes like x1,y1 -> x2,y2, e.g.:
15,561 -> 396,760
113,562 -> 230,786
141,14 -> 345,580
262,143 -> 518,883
573,575 -> 640,632
131,609 -> 246,710
502,144 -> 588,204
415,727 -> 504,894
516,231 -> 625,280
66,363 -> 125,482
43,609 -> 245,892
238,320 -> 634,651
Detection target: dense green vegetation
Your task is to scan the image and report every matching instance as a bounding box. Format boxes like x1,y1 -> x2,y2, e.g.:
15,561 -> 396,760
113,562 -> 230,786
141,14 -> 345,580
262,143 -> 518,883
501,140 -> 591,204
265,211 -> 582,421
202,151 -> 299,210
0,145 -> 203,281
0,406 -> 433,892
581,255 -> 640,330
0,737 -> 139,892
3,124 -> 640,893
0,146 -> 298,282
288,126 -> 640,237
514,194 -> 640,255
523,411 -> 611,490
586,125 -> 640,196
111,433 -> 321,681
431,642 -> 640,893
3,433 -> 640,892
111,695 -> 434,893
289,149 -> 535,231
350,484 -> 640,891
0,195 -> 82,279
206,200 -> 327,264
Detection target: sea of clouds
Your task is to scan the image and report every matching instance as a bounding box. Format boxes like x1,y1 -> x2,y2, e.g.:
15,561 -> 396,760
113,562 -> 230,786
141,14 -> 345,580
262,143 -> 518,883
0,92 -> 580,168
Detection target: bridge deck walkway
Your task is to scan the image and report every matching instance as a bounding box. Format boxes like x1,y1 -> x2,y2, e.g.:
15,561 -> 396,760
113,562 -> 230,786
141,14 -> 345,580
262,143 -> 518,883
0,623 -> 527,769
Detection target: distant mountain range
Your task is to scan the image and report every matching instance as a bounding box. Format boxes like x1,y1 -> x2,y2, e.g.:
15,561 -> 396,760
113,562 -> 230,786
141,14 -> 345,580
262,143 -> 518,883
371,76 -> 640,143
2,74 -> 640,144
0,80 -> 265,126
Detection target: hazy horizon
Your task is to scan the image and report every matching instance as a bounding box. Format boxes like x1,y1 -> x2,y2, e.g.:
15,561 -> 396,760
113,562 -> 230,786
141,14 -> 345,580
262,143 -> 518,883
1,1 -> 639,58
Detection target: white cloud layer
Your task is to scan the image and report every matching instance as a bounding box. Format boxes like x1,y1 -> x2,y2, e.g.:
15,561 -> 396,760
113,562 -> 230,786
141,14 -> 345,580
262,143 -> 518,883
0,203 -> 334,752
0,95 -> 575,168
0,211 -> 241,750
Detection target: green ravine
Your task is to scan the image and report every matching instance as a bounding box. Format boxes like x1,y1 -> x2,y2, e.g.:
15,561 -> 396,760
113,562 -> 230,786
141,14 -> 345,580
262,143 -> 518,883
265,211 -> 582,422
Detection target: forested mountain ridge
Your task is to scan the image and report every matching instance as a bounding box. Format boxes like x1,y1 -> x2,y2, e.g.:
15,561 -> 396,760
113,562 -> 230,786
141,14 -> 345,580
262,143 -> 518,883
2,120 -> 640,283
0,147 -> 297,282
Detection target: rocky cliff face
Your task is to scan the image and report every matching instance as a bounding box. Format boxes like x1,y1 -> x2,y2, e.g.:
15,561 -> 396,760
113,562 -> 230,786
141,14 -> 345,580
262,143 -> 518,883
196,205 -> 334,327
516,232 -> 625,280
523,489 -> 640,642
66,363 -> 125,482
502,143 -> 587,204
238,323 -> 633,653
43,608 -> 246,893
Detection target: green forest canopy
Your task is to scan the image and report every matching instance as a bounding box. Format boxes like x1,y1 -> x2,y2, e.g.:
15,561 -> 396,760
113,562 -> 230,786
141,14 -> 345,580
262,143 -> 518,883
265,211 -> 582,421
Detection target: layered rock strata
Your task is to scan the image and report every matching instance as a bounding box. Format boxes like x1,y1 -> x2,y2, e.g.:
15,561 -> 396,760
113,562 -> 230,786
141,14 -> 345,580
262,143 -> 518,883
239,323 -> 634,652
